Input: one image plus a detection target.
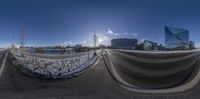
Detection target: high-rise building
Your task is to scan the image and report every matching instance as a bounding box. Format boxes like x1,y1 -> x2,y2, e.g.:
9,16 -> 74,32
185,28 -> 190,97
165,26 -> 189,50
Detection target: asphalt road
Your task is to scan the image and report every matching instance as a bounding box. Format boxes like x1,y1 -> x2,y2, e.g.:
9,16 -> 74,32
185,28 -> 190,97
105,49 -> 199,89
0,50 -> 200,99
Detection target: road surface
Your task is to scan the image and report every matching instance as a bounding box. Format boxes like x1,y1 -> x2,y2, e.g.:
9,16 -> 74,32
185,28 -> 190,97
105,49 -> 199,88
0,50 -> 199,98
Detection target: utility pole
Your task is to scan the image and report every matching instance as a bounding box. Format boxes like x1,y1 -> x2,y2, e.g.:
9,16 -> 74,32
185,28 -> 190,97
11,36 -> 15,49
19,27 -> 25,51
93,33 -> 97,57
93,33 -> 97,51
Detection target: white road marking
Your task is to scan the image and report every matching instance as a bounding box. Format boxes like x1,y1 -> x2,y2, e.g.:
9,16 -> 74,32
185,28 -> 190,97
0,52 -> 8,78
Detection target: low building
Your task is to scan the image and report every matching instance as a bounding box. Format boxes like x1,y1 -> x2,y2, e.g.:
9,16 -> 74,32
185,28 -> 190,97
75,44 -> 82,48
111,38 -> 138,50
74,44 -> 92,52
137,40 -> 158,51
144,40 -> 158,50
158,44 -> 165,51
189,41 -> 195,50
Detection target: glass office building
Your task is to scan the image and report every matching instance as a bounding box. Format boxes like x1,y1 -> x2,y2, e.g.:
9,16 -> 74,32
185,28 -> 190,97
111,38 -> 138,50
165,26 -> 189,50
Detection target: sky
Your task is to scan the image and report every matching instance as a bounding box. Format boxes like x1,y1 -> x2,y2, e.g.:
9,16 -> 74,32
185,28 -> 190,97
0,0 -> 200,47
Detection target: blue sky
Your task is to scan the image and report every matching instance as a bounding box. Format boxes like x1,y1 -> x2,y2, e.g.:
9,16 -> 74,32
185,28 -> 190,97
0,0 -> 200,47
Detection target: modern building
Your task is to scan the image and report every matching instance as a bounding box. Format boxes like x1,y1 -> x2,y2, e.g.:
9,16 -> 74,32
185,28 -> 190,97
74,44 -> 92,52
165,26 -> 190,50
189,41 -> 195,50
144,40 -> 158,50
137,40 -> 158,51
158,44 -> 165,51
111,38 -> 137,50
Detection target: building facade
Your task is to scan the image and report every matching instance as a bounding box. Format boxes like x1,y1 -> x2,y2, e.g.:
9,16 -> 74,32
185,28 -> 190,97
111,38 -> 137,50
137,40 -> 158,51
144,40 -> 158,50
189,41 -> 195,50
165,26 -> 189,50
158,44 -> 165,51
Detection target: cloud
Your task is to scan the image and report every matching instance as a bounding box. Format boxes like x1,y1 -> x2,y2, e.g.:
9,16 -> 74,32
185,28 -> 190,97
141,38 -> 146,42
113,32 -> 138,38
133,33 -> 138,37
60,43 -> 64,46
81,38 -> 94,47
83,40 -> 87,44
14,43 -> 21,48
123,33 -> 128,35
102,36 -> 109,40
107,28 -> 114,34
114,33 -> 120,36
101,36 -> 110,43
64,41 -> 73,46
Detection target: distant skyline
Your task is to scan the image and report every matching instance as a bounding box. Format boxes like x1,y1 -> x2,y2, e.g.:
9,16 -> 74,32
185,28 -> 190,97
0,0 -> 200,47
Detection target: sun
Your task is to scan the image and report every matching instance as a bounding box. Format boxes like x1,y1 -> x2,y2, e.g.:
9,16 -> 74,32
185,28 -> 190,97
98,38 -> 103,43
